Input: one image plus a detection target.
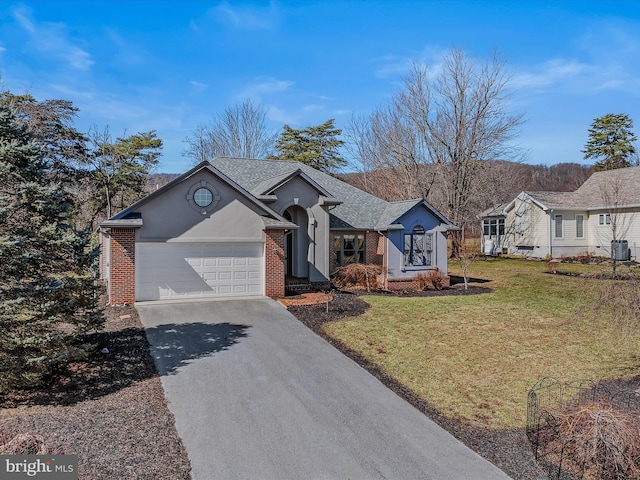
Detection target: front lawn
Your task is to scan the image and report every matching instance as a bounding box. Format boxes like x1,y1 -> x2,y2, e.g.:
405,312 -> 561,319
322,258 -> 640,430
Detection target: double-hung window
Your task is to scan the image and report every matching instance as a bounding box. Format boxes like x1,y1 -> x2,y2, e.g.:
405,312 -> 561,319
554,214 -> 563,238
334,233 -> 365,266
599,214 -> 611,225
403,226 -> 432,267
576,214 -> 584,238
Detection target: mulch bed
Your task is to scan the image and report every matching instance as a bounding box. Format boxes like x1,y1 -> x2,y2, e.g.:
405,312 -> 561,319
0,306 -> 192,480
289,289 -> 547,480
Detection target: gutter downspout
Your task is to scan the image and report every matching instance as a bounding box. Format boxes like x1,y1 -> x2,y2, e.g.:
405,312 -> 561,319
548,209 -> 554,258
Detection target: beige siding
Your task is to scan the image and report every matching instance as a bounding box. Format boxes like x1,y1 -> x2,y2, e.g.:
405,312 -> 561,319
588,208 -> 639,258
548,210 -> 590,257
503,195 -> 549,256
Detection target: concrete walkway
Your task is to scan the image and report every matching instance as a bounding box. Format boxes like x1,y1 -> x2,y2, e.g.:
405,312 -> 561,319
137,298 -> 511,480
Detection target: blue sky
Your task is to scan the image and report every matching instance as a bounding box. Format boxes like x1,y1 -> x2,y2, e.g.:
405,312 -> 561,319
1,1 -> 639,173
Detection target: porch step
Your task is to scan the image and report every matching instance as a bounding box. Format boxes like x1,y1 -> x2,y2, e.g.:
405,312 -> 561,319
285,279 -> 332,293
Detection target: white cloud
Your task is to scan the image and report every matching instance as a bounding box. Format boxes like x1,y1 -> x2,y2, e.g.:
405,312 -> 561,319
104,27 -> 148,66
209,1 -> 279,30
302,104 -> 323,113
190,80 -> 208,88
12,6 -> 94,70
372,55 -> 412,79
512,59 -> 587,89
236,77 -> 293,101
371,46 -> 448,80
266,105 -> 298,126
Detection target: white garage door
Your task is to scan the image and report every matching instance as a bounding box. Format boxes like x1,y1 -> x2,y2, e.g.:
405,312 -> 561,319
135,243 -> 263,301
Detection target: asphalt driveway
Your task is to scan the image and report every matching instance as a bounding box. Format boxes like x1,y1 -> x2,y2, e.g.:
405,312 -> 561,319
137,298 -> 511,480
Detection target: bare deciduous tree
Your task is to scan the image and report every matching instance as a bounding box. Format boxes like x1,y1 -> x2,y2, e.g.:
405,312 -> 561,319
346,106 -> 437,202
184,99 -> 277,163
347,48 -> 524,256
401,50 -> 524,255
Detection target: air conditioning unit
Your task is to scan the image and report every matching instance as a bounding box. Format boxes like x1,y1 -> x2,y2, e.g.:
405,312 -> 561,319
611,240 -> 630,261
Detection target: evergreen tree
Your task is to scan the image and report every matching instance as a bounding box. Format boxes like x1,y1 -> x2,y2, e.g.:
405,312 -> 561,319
0,105 -> 102,392
0,92 -> 88,187
272,119 -> 345,172
85,128 -> 162,228
583,113 -> 637,171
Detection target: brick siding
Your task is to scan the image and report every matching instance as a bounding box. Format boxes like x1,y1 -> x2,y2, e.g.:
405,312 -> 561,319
366,232 -> 383,266
265,229 -> 285,298
108,228 -> 136,305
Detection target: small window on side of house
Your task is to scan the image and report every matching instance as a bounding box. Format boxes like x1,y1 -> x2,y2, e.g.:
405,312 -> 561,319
599,213 -> 611,225
576,214 -> 584,238
554,214 -> 563,238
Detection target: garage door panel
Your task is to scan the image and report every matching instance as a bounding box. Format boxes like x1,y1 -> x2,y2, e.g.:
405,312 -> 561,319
203,258 -> 218,267
136,243 -> 264,301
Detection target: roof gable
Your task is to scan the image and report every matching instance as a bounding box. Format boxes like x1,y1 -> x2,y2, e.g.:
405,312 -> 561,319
484,166 -> 640,218
376,199 -> 455,231
251,169 -> 335,198
102,161 -> 296,229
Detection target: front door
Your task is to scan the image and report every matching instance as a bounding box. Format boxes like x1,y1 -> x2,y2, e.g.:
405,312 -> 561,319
283,206 -> 309,278
285,230 -> 293,277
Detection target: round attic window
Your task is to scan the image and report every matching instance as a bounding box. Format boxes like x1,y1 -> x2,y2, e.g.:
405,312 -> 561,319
187,180 -> 221,215
194,187 -> 213,207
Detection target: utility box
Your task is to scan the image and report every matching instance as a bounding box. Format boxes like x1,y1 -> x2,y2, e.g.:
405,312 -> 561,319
611,240 -> 631,261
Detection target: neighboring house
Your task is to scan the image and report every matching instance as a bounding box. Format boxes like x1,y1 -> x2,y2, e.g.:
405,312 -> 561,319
480,166 -> 640,260
100,157 -> 459,304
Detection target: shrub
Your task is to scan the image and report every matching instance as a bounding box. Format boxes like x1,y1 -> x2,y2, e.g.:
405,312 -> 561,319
414,272 -> 432,291
556,402 -> 640,479
428,269 -> 445,290
414,269 -> 445,291
0,426 -> 66,455
332,263 -> 383,291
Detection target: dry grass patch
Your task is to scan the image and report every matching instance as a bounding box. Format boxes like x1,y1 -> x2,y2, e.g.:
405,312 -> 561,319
322,258 -> 640,430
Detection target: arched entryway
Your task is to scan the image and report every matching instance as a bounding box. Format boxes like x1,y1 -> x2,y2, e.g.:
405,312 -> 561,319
283,206 -> 309,278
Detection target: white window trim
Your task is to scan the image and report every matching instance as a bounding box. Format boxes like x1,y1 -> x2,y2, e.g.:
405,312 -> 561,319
554,214 -> 564,239
599,213 -> 611,226
576,214 -> 584,238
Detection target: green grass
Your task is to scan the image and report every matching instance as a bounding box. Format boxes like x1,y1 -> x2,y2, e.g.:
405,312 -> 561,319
323,257 -> 640,430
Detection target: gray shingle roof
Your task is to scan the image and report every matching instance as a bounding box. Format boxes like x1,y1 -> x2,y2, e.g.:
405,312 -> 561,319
210,157 -> 455,230
479,203 -> 509,218
524,166 -> 640,210
574,166 -> 640,207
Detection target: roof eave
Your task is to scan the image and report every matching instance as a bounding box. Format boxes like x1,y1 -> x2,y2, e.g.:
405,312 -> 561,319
320,196 -> 342,206
100,219 -> 144,229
